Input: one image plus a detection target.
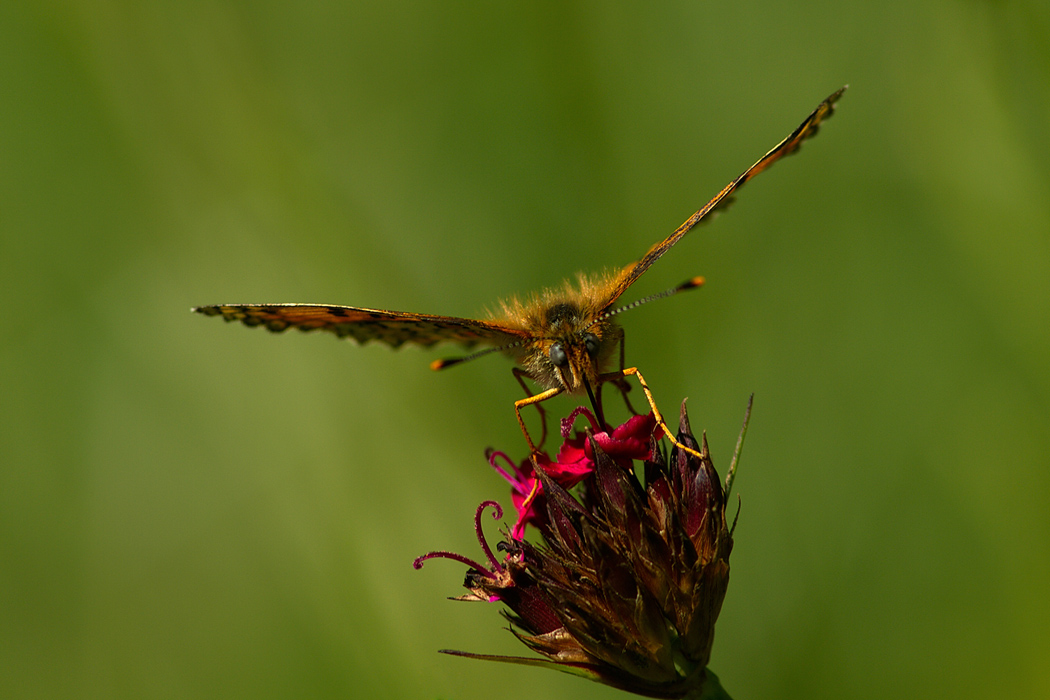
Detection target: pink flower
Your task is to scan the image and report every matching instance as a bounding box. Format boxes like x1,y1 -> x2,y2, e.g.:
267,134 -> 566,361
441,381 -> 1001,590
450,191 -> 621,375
417,399 -> 751,699
488,408 -> 661,540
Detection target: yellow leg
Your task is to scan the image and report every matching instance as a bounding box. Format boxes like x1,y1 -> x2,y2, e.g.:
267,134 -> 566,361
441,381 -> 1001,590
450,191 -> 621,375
599,367 -> 704,460
512,367 -> 550,448
514,387 -> 563,454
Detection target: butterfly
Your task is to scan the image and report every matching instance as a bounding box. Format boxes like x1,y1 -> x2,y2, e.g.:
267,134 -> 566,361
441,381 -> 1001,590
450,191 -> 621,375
196,87 -> 845,453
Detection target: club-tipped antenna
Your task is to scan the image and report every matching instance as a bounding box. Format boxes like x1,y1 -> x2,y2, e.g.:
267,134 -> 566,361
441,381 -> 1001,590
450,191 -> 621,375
590,276 -> 705,329
430,339 -> 526,372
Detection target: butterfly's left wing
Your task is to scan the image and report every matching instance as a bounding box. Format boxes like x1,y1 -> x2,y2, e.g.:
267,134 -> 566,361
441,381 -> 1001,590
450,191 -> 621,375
193,303 -> 528,349
600,86 -> 847,309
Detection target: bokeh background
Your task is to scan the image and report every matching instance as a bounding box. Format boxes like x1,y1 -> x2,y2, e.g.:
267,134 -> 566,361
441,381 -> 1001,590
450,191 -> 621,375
2,2 -> 1048,699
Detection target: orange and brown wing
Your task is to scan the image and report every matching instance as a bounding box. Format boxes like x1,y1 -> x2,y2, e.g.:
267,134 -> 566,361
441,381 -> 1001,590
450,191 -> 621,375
601,86 -> 847,308
193,303 -> 527,349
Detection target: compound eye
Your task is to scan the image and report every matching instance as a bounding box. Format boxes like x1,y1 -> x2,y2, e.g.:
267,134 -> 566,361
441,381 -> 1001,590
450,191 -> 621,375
583,333 -> 600,359
549,342 -> 568,368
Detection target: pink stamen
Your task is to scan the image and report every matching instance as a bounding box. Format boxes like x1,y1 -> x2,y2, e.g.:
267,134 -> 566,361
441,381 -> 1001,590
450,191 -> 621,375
561,406 -> 599,439
486,449 -> 528,494
413,550 -> 495,577
414,501 -> 505,576
474,501 -> 504,571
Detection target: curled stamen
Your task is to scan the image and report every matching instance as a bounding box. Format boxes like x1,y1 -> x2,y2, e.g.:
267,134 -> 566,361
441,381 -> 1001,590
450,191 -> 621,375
474,500 -> 504,571
486,449 -> 529,495
560,406 -> 599,438
413,500 -> 505,575
412,550 -> 495,576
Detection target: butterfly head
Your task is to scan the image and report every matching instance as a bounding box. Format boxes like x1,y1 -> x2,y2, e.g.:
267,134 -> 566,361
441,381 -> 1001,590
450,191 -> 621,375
517,301 -> 619,394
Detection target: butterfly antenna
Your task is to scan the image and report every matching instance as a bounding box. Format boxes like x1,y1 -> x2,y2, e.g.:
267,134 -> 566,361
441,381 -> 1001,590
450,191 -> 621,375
591,276 -> 705,328
430,340 -> 525,371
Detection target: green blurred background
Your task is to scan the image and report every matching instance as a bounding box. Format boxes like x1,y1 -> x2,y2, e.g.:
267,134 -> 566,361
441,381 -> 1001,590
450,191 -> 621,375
2,1 -> 1047,698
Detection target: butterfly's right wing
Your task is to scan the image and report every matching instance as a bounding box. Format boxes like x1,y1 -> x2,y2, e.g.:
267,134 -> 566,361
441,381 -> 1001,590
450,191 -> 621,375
193,303 -> 528,350
600,86 -> 847,309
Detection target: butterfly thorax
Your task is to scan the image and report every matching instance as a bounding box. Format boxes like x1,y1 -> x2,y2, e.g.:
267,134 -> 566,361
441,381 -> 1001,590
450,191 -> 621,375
495,274 -> 622,393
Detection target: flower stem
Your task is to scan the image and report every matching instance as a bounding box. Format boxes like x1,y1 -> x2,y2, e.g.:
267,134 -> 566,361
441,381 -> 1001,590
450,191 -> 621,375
684,669 -> 734,700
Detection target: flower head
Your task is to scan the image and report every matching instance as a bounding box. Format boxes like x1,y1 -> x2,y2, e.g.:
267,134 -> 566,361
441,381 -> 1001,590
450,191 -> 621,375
416,399 -> 750,699
486,406 -> 658,540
